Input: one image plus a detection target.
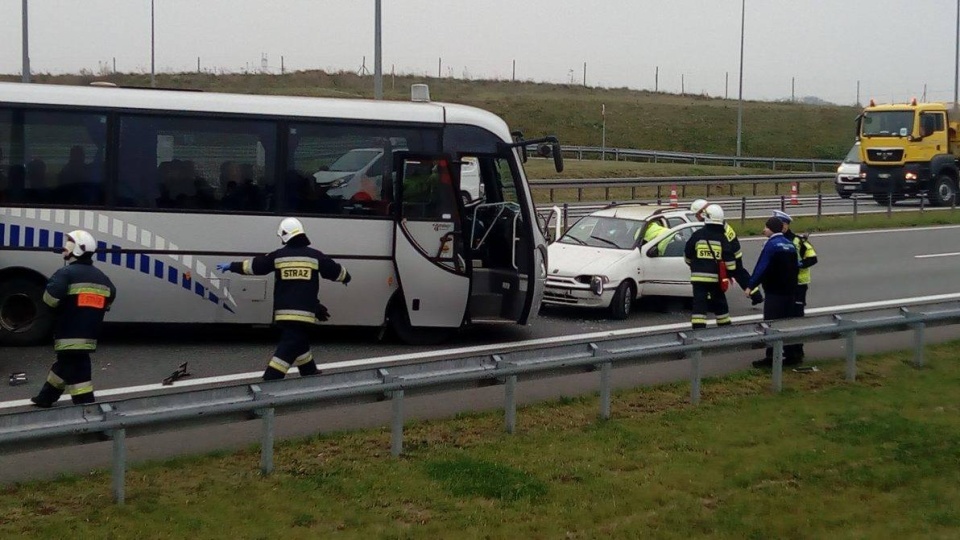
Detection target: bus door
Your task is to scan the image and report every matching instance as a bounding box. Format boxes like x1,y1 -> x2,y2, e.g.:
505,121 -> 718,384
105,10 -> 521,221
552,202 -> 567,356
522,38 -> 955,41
392,154 -> 470,327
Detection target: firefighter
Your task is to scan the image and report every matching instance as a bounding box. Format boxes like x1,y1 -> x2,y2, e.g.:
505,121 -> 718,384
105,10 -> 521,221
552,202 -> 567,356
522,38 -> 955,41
747,217 -> 800,368
31,230 -> 116,408
773,210 -> 817,362
690,199 -> 762,305
684,204 -> 737,329
217,217 -> 351,380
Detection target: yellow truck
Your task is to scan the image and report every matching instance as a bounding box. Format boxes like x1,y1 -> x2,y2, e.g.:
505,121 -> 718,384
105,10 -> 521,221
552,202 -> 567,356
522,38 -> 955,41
857,98 -> 960,206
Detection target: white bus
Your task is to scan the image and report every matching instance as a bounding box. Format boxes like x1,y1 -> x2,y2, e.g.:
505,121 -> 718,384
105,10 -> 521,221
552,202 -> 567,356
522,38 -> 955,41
0,82 -> 562,345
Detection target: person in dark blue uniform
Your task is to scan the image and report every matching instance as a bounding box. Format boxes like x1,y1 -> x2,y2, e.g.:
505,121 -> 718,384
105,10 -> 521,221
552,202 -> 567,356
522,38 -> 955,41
747,217 -> 800,368
217,217 -> 351,380
31,230 -> 117,407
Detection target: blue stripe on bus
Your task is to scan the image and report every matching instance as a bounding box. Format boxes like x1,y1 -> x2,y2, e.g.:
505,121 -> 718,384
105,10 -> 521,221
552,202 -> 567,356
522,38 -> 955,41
3,225 -> 235,314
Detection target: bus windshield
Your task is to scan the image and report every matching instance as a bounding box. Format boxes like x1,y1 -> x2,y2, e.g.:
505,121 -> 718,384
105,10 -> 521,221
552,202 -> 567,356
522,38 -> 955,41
861,111 -> 914,137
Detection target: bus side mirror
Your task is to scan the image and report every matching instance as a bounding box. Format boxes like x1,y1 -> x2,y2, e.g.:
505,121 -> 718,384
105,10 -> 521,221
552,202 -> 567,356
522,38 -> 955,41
538,143 -> 564,173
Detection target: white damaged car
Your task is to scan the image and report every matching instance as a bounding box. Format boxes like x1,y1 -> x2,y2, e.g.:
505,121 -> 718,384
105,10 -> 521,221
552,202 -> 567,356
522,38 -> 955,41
543,204 -> 703,319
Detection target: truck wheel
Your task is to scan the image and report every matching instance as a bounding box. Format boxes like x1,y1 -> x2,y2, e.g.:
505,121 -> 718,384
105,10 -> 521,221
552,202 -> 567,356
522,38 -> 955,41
608,281 -> 636,320
929,175 -> 957,207
0,278 -> 54,346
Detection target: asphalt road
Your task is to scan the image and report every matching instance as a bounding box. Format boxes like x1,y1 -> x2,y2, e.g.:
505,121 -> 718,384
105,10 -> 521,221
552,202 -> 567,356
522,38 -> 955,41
2,224 -> 959,403
2,224 -> 960,482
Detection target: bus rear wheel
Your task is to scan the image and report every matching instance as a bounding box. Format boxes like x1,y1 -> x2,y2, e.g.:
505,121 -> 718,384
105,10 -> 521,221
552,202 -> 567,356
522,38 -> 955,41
0,278 -> 54,346
387,295 -> 453,346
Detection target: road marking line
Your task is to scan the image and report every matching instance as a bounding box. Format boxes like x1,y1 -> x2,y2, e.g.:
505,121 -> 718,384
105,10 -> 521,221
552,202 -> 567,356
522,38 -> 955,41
3,291 -> 960,410
915,252 -> 960,259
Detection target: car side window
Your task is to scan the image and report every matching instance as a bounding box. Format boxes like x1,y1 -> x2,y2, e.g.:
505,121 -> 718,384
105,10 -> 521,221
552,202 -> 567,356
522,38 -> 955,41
650,225 -> 701,258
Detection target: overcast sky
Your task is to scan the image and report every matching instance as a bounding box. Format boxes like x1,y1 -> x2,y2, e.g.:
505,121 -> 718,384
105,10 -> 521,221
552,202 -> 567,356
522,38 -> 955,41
0,1 -> 957,105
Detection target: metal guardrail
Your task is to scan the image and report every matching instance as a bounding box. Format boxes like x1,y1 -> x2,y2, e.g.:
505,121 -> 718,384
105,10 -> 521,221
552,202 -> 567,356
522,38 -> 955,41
553,145 -> 839,172
529,173 -> 837,203
1,300 -> 958,503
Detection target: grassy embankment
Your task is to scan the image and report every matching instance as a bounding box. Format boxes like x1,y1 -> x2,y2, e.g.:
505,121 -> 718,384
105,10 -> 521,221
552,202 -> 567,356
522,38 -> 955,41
2,343 -> 959,538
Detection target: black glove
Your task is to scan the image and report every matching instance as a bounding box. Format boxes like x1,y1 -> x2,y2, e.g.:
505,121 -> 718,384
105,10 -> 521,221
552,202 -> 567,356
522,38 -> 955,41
316,304 -> 330,322
342,271 -> 352,286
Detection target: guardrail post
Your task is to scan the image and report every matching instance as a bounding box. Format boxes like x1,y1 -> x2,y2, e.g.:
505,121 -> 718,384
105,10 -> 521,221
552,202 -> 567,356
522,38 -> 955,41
577,187 -> 583,202
111,428 -> 126,505
505,374 -> 517,434
656,185 -> 662,204
771,341 -> 784,393
901,308 -> 926,368
740,197 -> 747,225
816,193 -> 823,222
562,203 -> 569,234
604,186 -> 610,201
258,407 -> 275,475
853,197 -> 858,221
752,183 -> 758,196
379,368 -> 404,457
599,361 -> 612,420
780,195 -> 786,211
549,187 -> 554,203
689,349 -> 702,405
846,330 -> 857,381
631,186 -> 636,200
920,195 -> 925,214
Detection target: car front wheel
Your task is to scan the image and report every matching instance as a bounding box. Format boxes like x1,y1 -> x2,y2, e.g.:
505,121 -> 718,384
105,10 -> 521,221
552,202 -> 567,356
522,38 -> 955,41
608,280 -> 636,320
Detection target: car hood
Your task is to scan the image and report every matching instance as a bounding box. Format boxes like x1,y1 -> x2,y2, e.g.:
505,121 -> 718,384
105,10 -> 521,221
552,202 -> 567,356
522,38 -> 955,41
548,242 -> 632,277
313,170 -> 355,185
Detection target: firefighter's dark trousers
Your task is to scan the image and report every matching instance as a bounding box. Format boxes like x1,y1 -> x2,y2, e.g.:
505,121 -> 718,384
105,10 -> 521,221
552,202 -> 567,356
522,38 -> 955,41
691,282 -> 731,329
263,323 -> 319,380
763,291 -> 802,363
34,351 -> 95,406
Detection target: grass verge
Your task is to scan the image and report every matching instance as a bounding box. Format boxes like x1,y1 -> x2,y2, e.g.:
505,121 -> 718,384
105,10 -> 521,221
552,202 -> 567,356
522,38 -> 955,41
2,343 -> 960,538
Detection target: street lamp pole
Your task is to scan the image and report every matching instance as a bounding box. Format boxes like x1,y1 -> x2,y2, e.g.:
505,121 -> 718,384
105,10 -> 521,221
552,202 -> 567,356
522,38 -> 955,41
736,0 -> 745,160
21,0 -> 30,83
954,0 -> 959,106
151,0 -> 156,88
374,0 -> 383,99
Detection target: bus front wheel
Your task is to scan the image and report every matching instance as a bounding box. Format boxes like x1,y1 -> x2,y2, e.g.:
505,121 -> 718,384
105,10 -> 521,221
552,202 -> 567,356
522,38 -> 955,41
0,278 -> 54,346
387,295 -> 453,346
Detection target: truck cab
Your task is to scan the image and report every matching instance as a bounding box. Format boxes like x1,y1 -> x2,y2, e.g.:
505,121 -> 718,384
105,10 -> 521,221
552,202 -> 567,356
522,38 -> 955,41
857,99 -> 959,206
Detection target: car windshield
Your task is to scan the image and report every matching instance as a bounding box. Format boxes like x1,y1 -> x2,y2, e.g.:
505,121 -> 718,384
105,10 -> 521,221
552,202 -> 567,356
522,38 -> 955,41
558,216 -> 645,249
861,111 -> 914,137
843,144 -> 861,163
328,149 -> 381,172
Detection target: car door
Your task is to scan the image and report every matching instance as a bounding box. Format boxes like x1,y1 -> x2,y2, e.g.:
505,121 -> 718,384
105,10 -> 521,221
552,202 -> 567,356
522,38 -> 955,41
637,222 -> 703,297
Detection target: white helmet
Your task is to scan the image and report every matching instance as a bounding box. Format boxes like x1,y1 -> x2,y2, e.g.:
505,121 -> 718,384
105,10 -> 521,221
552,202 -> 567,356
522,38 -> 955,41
64,230 -> 97,260
703,204 -> 725,225
690,198 -> 708,214
277,217 -> 305,244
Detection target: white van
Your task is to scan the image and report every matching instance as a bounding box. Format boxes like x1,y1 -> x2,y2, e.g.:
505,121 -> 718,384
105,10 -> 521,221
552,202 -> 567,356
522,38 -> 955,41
835,142 -> 862,198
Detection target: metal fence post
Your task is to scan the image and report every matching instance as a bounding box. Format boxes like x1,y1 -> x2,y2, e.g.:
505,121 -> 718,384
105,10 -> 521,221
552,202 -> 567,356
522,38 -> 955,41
740,196 -> 747,226
505,374 -> 517,434
816,193 -> 823,222
577,187 -> 583,202
771,341 -> 784,393
258,407 -> 275,475
920,195 -> 925,214
853,197 -> 858,221
780,195 -> 786,211
599,362 -> 612,420
689,349 -> 702,405
111,428 -> 126,505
